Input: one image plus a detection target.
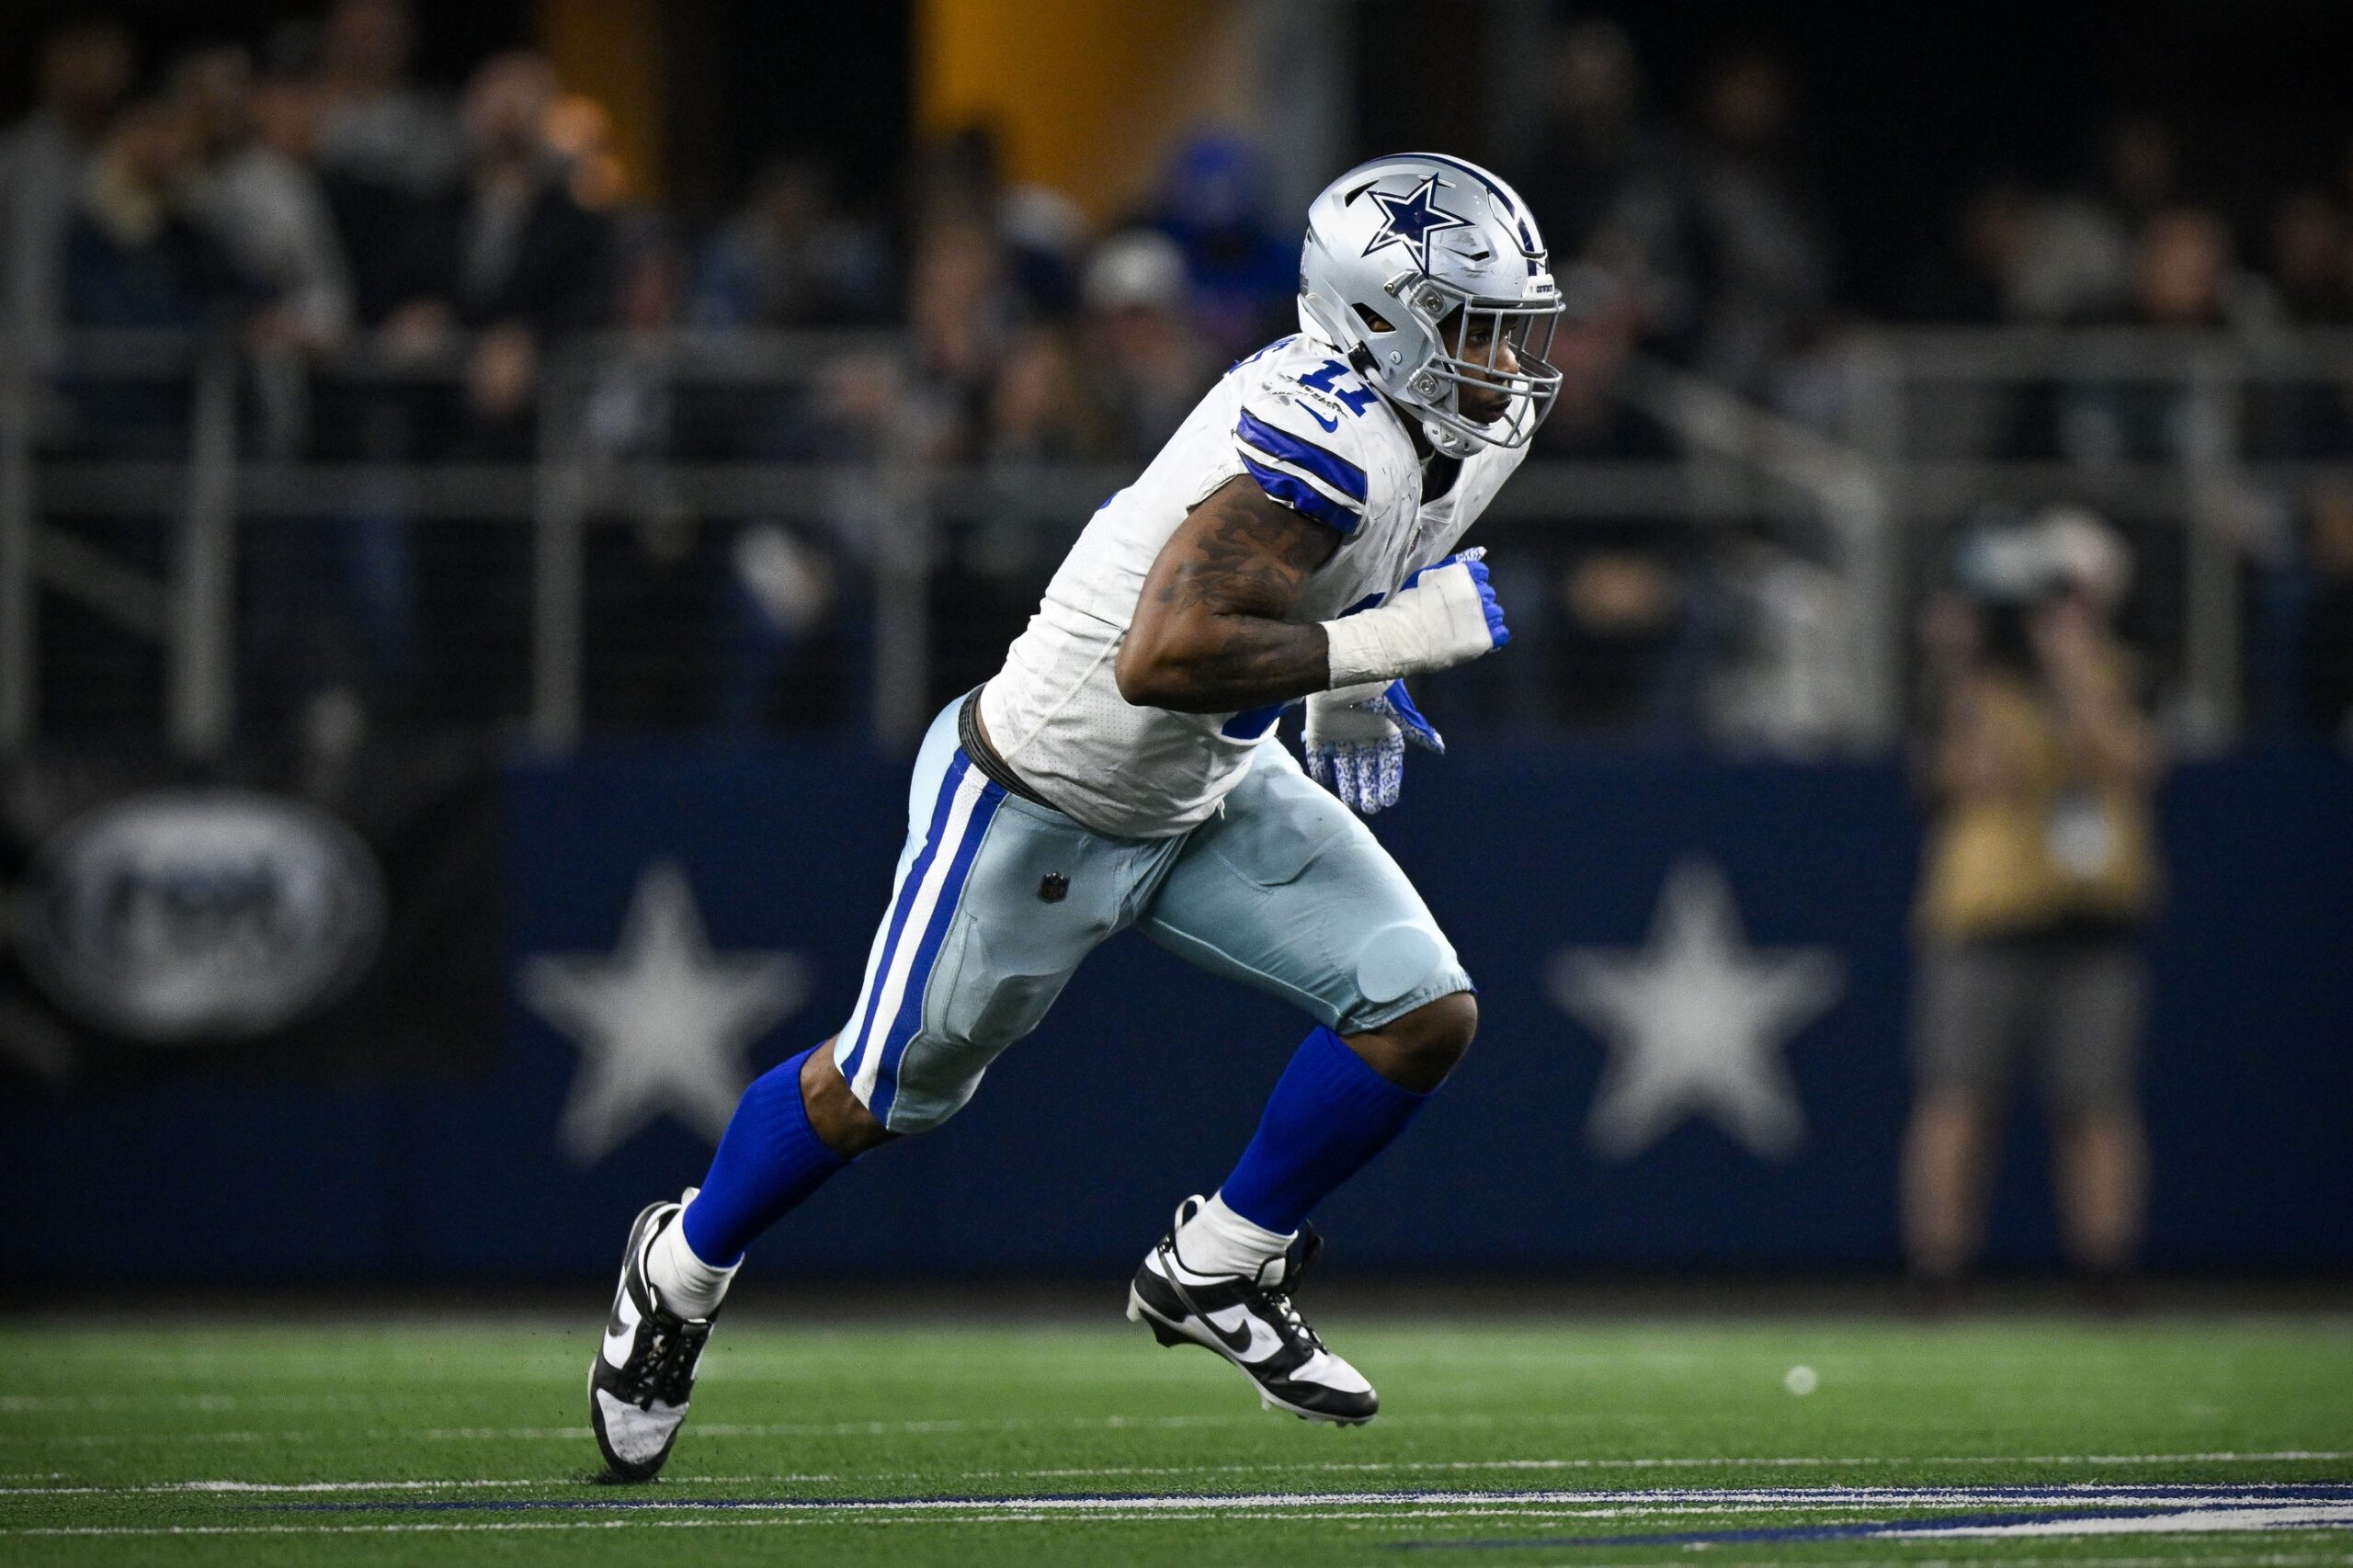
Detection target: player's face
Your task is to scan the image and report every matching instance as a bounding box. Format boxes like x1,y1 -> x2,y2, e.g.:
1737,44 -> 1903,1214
1443,310 -> 1522,426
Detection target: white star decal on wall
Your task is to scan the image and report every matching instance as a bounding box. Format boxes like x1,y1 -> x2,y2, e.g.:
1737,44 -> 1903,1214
520,859 -> 811,1165
1547,858 -> 1844,1161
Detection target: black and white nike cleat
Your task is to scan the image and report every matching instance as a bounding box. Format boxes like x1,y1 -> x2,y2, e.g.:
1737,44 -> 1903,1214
587,1196 -> 717,1482
1126,1197 -> 1377,1426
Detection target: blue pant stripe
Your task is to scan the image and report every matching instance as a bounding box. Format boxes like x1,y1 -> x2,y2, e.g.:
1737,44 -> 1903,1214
838,752 -> 972,1085
867,780 -> 1006,1126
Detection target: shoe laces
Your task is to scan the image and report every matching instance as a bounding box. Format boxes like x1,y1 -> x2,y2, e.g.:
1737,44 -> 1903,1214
629,1308 -> 710,1407
1251,1226 -> 1326,1355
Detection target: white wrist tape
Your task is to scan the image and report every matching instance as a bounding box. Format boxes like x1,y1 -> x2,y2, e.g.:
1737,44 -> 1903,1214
1321,559 -> 1499,687
1302,682 -> 1395,747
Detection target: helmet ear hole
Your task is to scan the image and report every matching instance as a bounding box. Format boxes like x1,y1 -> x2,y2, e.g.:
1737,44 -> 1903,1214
1353,303 -> 1396,334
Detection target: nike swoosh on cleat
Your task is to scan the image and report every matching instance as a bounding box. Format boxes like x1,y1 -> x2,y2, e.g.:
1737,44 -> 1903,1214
1203,1306 -> 1283,1363
602,1292 -> 640,1369
1194,1312 -> 1255,1356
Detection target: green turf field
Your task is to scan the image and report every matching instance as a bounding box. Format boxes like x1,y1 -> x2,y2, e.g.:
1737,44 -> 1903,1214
2,1312 -> 2347,1565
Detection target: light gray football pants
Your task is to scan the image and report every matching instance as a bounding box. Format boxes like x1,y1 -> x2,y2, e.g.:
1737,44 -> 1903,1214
832,695 -> 1472,1131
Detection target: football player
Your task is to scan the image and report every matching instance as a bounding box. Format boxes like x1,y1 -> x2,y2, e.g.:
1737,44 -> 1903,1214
590,153 -> 1563,1480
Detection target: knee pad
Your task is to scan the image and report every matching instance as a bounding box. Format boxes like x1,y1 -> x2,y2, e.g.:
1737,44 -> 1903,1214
1355,921 -> 1452,1008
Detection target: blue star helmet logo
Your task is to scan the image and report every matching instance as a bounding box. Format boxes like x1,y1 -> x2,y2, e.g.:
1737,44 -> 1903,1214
1361,174 -> 1472,270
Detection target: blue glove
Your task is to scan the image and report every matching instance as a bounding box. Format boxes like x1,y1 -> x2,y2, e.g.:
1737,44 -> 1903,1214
1302,679 -> 1445,814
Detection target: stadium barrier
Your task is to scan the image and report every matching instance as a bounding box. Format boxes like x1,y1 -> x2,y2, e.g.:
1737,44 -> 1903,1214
3,327 -> 2350,1280
1,742 -> 2346,1281
8,327 -> 2350,760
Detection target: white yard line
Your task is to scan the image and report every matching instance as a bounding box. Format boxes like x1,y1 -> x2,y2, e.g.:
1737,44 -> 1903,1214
0,1475 -> 824,1497
6,1508 -> 2353,1551
189,1486 -> 2346,1513
11,1410 -> 2348,1465
969,1453 -> 2353,1481
7,1485 -> 2344,1516
1896,1508 -> 2353,1540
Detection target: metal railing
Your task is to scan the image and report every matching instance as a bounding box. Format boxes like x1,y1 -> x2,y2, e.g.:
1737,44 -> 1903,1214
4,326 -> 2348,761
1840,327 -> 2353,745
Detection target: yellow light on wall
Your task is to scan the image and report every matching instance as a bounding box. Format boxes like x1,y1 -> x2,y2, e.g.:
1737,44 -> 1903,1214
535,0 -> 665,201
915,0 -> 1249,223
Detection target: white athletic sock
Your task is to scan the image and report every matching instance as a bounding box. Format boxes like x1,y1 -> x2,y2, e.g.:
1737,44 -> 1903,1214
1172,1192 -> 1294,1280
643,1191 -> 738,1320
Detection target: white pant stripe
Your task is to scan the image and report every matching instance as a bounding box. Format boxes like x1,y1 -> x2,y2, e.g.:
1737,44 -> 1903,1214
847,763 -> 993,1106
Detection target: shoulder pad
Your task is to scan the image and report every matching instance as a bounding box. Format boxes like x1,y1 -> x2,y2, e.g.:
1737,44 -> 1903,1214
1233,347 -> 1391,536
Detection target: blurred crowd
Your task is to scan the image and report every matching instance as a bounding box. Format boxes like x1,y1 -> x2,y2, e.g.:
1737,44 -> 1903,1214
3,5 -> 2351,750
0,5 -> 1291,471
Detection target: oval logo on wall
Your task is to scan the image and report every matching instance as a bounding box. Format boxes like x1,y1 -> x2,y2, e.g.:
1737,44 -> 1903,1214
17,790 -> 387,1044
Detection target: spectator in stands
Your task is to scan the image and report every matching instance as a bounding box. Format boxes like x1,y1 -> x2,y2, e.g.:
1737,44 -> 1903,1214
543,91 -> 626,212
173,46 -> 352,354
2130,208 -> 2241,330
1686,52 -> 1834,394
1549,531 -> 1699,735
1910,182 -> 2037,324
0,20 -> 134,368
1147,133 -> 1295,356
2245,193 -> 2353,460
984,328 -> 1097,463
2097,118 -> 2183,232
2256,190 -> 2351,327
312,0 -> 463,330
1532,268 -> 1674,460
915,126 -> 1085,322
1510,19 -> 1701,359
905,219 -> 1017,460
2059,208 -> 2250,467
1903,510 -> 2163,1311
382,51 -> 615,438
61,98 -> 252,454
2006,118 -> 2182,327
313,0 -> 460,196
1077,229 -> 1212,461
690,154 -> 892,330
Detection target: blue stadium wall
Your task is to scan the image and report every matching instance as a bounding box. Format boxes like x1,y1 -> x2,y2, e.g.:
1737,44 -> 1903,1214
6,745 -> 2349,1283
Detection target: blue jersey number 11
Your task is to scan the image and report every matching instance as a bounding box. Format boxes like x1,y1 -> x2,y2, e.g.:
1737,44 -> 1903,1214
1298,359 -> 1381,417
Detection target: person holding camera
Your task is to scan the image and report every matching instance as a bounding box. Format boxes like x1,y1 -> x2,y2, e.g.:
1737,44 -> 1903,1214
1903,510 -> 2164,1310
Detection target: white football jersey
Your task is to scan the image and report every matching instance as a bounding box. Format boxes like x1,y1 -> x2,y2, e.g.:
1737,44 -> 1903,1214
979,332 -> 1528,838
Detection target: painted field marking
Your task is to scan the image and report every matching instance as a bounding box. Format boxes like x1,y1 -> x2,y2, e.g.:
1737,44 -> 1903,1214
969,1454 -> 2353,1482
1901,1508 -> 2353,1539
265,1483 -> 2353,1514
8,1507 -> 2353,1553
1382,1488 -> 2353,1551
9,1464 -> 2346,1496
0,1474 -> 825,1497
10,1404 -> 2348,1471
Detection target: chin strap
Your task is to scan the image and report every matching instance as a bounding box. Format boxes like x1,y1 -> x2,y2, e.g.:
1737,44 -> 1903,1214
1421,415 -> 1478,458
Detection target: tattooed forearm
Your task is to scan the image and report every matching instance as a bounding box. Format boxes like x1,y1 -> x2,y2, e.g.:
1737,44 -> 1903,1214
1116,476 -> 1340,713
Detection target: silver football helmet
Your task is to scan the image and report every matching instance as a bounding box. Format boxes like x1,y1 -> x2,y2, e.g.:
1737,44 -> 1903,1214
1298,153 -> 1563,456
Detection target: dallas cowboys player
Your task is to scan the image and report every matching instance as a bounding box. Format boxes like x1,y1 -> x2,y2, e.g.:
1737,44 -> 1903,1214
589,153 -> 1563,1480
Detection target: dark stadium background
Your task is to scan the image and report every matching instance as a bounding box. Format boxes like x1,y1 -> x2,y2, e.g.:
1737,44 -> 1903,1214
2,0 -> 2349,1295
19,0 -> 2353,310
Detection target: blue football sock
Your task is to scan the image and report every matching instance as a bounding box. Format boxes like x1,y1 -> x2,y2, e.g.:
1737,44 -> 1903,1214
680,1047 -> 850,1267
1218,1025 -> 1430,1235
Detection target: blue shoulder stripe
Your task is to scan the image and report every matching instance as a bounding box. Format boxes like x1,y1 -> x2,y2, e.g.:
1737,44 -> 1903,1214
1240,455 -> 1359,535
1235,407 -> 1368,503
